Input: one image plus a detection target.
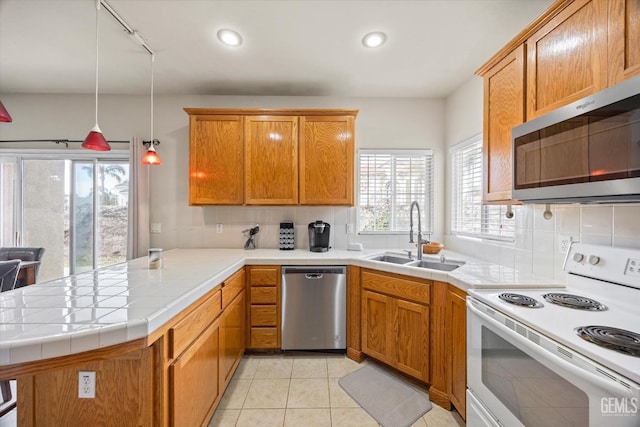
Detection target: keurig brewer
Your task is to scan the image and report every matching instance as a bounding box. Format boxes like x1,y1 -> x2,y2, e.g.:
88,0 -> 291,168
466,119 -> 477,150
308,220 -> 331,252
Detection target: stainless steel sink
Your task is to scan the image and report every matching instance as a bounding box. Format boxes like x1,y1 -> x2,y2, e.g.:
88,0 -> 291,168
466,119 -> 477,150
409,260 -> 465,271
367,253 -> 414,265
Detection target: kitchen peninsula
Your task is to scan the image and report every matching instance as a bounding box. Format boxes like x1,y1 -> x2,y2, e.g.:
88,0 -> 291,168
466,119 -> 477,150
0,248 -> 559,426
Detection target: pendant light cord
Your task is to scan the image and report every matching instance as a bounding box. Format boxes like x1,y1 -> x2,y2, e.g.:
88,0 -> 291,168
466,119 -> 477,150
150,54 -> 154,144
94,0 -> 100,126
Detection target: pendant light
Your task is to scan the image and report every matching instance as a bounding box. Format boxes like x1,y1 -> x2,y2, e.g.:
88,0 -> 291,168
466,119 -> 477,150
142,54 -> 161,165
82,0 -> 111,151
0,100 -> 12,122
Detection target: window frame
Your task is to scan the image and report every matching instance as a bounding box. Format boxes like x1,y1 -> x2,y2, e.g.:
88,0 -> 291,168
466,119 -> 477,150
449,134 -> 514,242
357,148 -> 434,235
0,148 -> 130,275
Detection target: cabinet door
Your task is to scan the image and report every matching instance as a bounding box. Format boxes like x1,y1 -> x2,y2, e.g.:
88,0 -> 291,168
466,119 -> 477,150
244,116 -> 299,205
447,287 -> 467,420
299,115 -> 354,205
394,299 -> 429,382
483,45 -> 525,202
608,0 -> 640,85
526,0 -> 608,119
189,115 -> 244,205
220,290 -> 245,390
361,290 -> 393,364
170,319 -> 220,427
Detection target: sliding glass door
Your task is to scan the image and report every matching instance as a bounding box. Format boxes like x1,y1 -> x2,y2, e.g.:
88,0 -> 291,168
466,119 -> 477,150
0,152 -> 129,282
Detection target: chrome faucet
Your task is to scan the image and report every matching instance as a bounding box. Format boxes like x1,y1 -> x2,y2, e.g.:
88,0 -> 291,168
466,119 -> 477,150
409,201 -> 426,260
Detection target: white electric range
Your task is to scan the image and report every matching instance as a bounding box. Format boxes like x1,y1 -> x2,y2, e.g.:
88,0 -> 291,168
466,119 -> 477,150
466,242 -> 640,427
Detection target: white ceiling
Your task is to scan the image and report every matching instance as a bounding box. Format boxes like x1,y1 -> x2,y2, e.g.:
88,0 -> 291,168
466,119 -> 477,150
0,0 -> 554,98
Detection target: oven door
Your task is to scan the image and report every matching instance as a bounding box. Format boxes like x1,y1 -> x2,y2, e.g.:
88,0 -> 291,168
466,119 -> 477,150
467,298 -> 640,427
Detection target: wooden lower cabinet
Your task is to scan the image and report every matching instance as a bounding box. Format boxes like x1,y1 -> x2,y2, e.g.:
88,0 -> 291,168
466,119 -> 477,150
170,319 -> 220,427
423,280 -> 469,419
12,267 -> 246,427
361,269 -> 430,382
362,290 -> 392,363
220,290 -> 246,390
17,345 -> 154,427
395,299 -> 430,381
447,286 -> 467,419
246,265 -> 281,349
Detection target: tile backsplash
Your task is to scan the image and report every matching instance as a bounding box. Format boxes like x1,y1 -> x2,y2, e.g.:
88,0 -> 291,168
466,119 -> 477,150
445,203 -> 640,281
189,202 -> 637,283
197,206 -> 442,253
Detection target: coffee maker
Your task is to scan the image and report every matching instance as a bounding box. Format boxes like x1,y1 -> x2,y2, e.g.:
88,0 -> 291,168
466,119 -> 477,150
308,220 -> 331,252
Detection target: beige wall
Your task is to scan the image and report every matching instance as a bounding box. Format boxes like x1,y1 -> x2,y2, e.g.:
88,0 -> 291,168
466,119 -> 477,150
0,94 -> 446,253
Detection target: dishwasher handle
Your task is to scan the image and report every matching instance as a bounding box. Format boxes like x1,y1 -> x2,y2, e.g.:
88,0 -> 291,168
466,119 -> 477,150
282,266 -> 346,275
305,273 -> 324,280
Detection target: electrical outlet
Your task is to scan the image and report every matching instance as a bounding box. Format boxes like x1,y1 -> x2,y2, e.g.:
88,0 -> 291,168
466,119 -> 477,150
216,224 -> 223,233
558,235 -> 575,253
78,371 -> 96,399
624,258 -> 640,278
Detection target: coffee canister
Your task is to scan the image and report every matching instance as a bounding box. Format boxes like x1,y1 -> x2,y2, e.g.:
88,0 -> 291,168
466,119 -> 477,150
148,248 -> 163,269
279,221 -> 295,250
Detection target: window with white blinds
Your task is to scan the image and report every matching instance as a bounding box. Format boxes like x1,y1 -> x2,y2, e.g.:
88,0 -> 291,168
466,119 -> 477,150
451,135 -> 514,241
358,149 -> 433,234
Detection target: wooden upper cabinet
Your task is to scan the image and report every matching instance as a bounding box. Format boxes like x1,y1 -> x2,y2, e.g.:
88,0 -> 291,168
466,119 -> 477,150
185,108 -> 358,206
526,0 -> 608,119
608,0 -> 640,85
188,115 -> 244,205
482,45 -> 525,202
244,116 -> 299,205
299,115 -> 355,205
477,0 -> 639,205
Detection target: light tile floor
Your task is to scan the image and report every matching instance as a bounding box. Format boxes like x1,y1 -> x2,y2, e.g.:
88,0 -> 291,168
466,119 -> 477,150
208,353 -> 466,427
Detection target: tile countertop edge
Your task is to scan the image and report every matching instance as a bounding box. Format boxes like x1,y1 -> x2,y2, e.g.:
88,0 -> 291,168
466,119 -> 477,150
0,247 -> 563,367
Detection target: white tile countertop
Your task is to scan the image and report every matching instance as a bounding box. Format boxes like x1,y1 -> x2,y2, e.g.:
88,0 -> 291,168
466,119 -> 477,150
0,247 -> 563,367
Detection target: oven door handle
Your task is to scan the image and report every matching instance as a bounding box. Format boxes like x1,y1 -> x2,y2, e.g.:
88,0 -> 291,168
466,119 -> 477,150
468,300 -> 635,398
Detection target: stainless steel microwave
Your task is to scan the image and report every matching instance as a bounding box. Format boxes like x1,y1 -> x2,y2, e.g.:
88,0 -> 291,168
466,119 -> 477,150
512,75 -> 640,203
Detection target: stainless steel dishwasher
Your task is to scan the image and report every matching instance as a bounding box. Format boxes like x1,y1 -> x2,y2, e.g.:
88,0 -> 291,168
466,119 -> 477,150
281,266 -> 347,350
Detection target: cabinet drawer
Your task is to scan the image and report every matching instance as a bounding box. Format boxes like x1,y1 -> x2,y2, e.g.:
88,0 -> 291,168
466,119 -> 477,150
170,290 -> 222,358
250,327 -> 278,348
251,306 -> 277,326
249,267 -> 278,285
251,286 -> 277,304
361,270 -> 430,304
222,269 -> 245,309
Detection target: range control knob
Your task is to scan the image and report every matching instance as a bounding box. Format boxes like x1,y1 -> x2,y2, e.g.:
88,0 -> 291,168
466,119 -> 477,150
588,255 -> 600,265
573,253 -> 584,262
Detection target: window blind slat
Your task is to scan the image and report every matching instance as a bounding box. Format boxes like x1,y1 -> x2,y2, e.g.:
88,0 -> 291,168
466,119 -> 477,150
451,137 -> 514,242
359,150 -> 433,233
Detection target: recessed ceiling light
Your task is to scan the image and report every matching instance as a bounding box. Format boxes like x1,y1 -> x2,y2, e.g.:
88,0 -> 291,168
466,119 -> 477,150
362,31 -> 387,48
217,29 -> 243,47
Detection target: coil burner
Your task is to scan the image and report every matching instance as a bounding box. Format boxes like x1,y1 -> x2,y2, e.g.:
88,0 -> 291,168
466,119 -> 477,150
543,293 -> 607,311
575,325 -> 640,357
498,293 -> 543,308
